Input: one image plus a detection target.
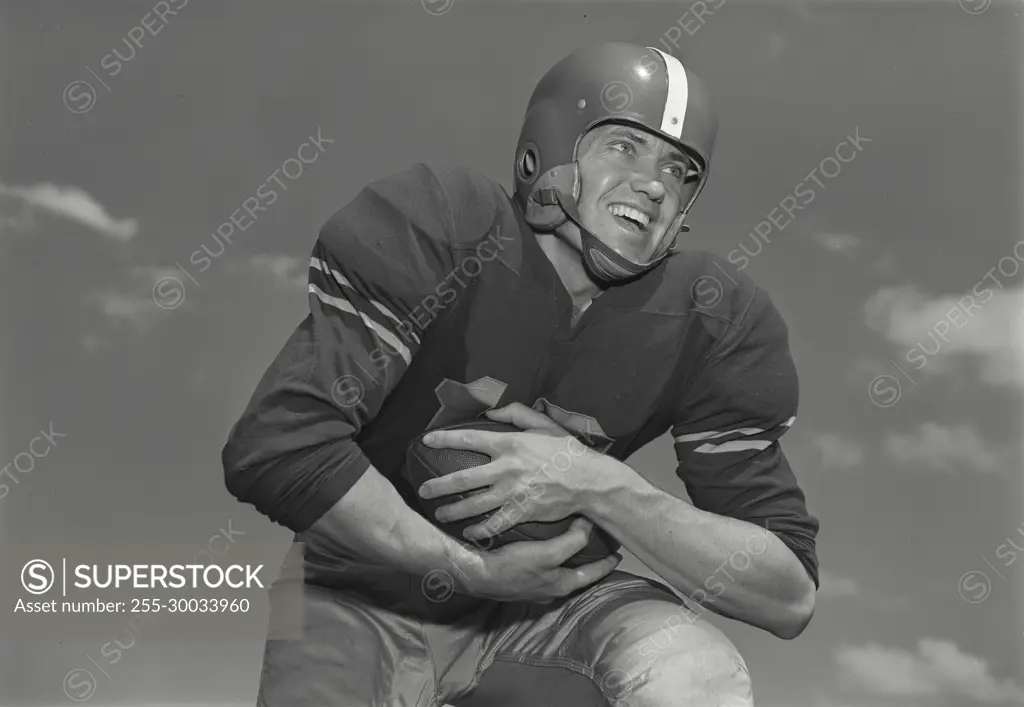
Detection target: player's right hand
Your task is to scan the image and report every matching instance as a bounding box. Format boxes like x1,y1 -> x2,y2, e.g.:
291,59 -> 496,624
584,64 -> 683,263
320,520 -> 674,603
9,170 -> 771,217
461,518 -> 622,603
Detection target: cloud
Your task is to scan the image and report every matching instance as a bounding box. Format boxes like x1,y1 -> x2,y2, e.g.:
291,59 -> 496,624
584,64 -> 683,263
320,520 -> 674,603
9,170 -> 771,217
836,638 -> 1024,703
229,253 -> 307,291
864,285 -> 1024,387
0,191 -> 37,234
812,232 -> 861,256
812,433 -> 863,471
884,422 -> 1002,474
0,181 -> 138,241
85,255 -> 304,337
817,571 -> 860,598
814,570 -> 912,609
88,265 -> 188,330
92,291 -> 157,327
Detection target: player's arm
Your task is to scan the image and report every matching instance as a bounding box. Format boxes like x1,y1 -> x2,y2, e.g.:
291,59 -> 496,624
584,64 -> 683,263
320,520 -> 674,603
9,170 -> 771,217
582,286 -> 819,639
314,470 -> 618,602
222,164 -> 455,530
222,165 -> 488,559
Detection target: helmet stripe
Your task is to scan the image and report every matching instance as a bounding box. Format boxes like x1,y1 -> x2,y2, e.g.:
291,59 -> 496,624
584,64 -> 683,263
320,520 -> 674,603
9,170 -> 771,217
649,48 -> 688,139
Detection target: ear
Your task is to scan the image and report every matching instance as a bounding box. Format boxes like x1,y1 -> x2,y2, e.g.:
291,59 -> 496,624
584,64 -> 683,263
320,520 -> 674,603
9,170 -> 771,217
523,162 -> 580,231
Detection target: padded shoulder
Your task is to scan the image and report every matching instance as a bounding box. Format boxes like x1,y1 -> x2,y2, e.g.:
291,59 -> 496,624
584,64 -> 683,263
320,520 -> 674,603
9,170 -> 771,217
420,163 -> 510,249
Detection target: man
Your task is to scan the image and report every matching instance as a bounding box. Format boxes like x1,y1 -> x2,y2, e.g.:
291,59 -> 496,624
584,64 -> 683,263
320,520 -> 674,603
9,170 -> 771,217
223,42 -> 819,707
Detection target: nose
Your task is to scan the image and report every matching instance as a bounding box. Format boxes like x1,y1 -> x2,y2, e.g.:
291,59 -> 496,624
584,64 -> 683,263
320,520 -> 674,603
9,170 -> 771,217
630,157 -> 666,202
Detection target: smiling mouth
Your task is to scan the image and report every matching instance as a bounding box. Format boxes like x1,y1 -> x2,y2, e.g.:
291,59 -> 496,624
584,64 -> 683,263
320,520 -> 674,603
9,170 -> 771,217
607,204 -> 652,233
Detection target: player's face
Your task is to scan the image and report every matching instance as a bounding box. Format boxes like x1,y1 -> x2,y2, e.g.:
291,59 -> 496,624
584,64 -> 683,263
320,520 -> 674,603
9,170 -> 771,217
574,124 -> 701,263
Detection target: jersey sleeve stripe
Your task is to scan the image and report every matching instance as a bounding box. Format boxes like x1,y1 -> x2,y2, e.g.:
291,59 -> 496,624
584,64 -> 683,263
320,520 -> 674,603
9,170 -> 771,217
693,439 -> 773,454
307,283 -> 413,365
674,426 -> 771,443
369,300 -> 420,345
673,416 -> 795,445
309,257 -> 421,346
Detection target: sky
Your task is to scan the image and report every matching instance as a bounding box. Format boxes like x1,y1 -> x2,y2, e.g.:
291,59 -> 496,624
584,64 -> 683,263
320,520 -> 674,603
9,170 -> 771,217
1,0 -> 1022,706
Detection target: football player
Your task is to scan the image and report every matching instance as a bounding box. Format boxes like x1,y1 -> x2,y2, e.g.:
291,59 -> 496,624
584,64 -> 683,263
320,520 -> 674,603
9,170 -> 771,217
223,42 -> 819,707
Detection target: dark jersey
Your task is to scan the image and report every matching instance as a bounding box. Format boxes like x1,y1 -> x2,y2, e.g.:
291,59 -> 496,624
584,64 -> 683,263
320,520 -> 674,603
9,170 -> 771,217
222,163 -> 820,587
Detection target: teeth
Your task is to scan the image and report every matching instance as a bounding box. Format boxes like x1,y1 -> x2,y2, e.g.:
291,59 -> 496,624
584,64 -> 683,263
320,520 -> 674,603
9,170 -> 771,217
608,204 -> 651,228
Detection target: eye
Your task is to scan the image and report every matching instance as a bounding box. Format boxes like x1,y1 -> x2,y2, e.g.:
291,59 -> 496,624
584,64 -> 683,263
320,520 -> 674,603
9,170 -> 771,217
665,162 -> 701,183
609,140 -> 637,156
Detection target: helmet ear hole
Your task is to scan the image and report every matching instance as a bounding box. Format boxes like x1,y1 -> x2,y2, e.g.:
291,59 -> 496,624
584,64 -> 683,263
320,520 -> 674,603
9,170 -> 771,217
517,145 -> 539,183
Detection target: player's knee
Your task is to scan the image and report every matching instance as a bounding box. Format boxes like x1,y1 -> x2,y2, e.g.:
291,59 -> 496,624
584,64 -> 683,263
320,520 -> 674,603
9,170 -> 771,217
619,642 -> 753,707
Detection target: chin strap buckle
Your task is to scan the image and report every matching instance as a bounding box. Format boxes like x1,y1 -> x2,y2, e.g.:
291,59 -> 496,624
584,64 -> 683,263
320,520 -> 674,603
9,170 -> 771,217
534,187 -> 560,207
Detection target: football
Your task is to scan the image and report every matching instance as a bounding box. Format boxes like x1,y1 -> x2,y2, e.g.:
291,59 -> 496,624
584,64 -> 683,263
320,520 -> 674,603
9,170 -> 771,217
404,419 -> 620,568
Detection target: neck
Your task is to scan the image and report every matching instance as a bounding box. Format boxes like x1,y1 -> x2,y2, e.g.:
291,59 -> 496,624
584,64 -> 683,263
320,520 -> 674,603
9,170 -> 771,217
533,230 -> 605,306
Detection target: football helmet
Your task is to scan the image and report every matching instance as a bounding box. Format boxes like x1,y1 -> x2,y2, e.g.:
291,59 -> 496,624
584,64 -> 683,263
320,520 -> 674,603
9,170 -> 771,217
513,42 -> 718,283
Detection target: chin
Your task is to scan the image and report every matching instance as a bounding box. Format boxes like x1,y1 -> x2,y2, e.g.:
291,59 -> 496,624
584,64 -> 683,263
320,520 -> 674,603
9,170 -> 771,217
577,214 -> 662,262
601,227 -> 657,262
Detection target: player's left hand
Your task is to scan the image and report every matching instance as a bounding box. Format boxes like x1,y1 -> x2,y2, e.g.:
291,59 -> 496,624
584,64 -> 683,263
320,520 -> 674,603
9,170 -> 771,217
418,403 -> 598,541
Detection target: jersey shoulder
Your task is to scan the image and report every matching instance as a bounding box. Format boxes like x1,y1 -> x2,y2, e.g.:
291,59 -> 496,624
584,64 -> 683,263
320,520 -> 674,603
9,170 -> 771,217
647,251 -> 796,415
655,249 -> 760,321
320,162 -> 509,250
651,249 -> 788,350
418,163 -> 515,249
316,163 -> 521,287
421,163 -> 528,278
679,251 -> 790,360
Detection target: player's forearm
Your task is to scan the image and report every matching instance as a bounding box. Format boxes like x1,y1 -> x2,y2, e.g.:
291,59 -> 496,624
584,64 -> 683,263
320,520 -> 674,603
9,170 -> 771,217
304,464 -> 484,587
581,458 -> 815,639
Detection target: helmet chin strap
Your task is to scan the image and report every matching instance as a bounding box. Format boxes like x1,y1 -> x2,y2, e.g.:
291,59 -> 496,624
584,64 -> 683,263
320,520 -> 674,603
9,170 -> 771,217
549,187 -> 684,284
530,162 -> 689,284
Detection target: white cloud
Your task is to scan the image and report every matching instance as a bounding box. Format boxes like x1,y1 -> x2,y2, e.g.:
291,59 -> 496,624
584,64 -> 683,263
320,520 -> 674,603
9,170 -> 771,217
836,638 -> 1024,703
818,571 -> 860,598
813,433 -> 863,471
884,422 -> 1002,474
87,254 -> 304,335
88,265 -> 188,330
0,192 -> 36,234
93,291 -> 156,327
814,572 -> 913,609
231,253 -> 307,290
864,285 -> 1024,387
812,232 -> 861,256
0,181 -> 138,241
